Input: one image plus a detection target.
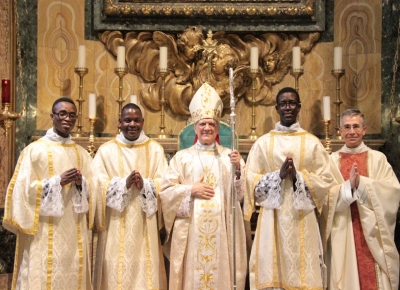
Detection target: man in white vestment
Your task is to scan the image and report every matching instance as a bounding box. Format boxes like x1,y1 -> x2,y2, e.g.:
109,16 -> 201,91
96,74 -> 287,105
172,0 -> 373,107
323,108 -> 400,290
3,97 -> 94,290
160,83 -> 247,290
244,87 -> 334,290
92,103 -> 168,290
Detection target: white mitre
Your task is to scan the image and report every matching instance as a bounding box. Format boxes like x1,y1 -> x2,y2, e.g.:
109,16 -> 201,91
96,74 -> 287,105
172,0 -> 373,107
189,83 -> 223,123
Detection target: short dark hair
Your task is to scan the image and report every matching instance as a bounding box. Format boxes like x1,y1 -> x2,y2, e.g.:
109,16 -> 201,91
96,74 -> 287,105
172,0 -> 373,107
52,97 -> 76,113
275,87 -> 301,104
121,103 -> 142,115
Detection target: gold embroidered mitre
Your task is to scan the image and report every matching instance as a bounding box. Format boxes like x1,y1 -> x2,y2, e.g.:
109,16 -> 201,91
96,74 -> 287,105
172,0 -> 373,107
189,83 -> 223,123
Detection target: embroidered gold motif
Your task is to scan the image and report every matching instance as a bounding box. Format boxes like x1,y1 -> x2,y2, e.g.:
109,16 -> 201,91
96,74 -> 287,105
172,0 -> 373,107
196,199 -> 219,290
203,167 -> 217,188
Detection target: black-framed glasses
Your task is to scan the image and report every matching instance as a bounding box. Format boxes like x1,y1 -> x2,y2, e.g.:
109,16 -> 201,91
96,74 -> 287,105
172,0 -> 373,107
278,101 -> 299,109
53,111 -> 78,120
122,118 -> 144,124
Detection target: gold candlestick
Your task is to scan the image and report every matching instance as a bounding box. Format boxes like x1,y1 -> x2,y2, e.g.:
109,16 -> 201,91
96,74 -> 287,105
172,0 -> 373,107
73,67 -> 88,137
88,117 -> 97,158
324,119 -> 332,154
248,69 -> 260,139
0,103 -> 24,138
331,69 -> 345,138
157,69 -> 171,138
114,67 -> 128,133
290,68 -> 304,92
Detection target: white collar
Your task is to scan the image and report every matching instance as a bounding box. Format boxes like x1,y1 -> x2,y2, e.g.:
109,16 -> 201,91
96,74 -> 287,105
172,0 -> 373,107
274,121 -> 305,133
338,142 -> 369,154
116,130 -> 149,145
196,141 -> 216,150
42,128 -> 73,144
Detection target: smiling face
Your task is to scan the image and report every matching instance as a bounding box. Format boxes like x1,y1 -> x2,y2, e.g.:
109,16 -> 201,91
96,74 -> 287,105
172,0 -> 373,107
194,118 -> 220,145
51,101 -> 77,137
119,108 -> 144,141
275,91 -> 301,127
340,115 -> 366,148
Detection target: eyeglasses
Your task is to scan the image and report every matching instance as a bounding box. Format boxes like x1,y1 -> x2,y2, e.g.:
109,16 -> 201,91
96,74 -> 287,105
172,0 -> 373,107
53,111 -> 78,120
278,101 -> 299,109
196,121 -> 217,128
341,124 -> 363,132
122,118 -> 143,124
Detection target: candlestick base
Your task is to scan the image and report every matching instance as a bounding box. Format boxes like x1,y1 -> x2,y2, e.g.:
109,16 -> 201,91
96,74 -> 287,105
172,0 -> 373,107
88,118 -> 97,158
72,67 -> 89,137
247,129 -> 258,140
324,120 -> 332,154
0,103 -> 22,137
290,68 -> 304,92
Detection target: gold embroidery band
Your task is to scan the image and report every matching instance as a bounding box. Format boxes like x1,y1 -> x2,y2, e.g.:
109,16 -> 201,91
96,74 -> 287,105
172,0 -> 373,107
46,216 -> 54,290
77,215 -> 83,290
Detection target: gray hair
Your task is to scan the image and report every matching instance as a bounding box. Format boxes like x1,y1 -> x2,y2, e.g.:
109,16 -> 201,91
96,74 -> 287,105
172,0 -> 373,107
340,108 -> 366,127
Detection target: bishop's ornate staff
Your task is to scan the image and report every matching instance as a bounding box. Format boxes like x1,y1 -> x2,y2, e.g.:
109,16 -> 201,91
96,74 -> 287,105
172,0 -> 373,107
229,68 -> 237,290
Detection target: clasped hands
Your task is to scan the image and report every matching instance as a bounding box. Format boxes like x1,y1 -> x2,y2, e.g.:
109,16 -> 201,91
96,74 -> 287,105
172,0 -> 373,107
280,156 -> 297,181
126,170 -> 144,190
349,162 -> 360,192
60,168 -> 82,187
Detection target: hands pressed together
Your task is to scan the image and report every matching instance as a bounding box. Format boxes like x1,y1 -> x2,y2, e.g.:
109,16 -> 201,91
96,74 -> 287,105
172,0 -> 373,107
60,168 -> 82,186
279,156 -> 297,181
350,162 -> 360,191
126,170 -> 144,190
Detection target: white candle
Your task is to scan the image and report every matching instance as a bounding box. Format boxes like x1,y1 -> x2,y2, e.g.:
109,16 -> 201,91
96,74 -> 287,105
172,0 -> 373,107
334,47 -> 342,70
77,45 -> 86,68
117,46 -> 126,68
292,46 -> 301,69
130,94 -> 137,104
88,93 -> 96,118
250,47 -> 259,71
160,46 -> 168,70
323,96 -> 331,120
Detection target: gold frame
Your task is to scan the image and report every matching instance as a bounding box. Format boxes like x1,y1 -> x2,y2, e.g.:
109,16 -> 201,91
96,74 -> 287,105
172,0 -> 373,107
97,0 -> 324,32
104,0 -> 315,18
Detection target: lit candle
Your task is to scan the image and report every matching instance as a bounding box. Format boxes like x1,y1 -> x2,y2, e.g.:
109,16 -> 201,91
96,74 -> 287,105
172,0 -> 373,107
323,96 -> 331,120
88,93 -> 96,119
334,47 -> 342,70
250,47 -> 259,71
2,79 -> 10,103
130,94 -> 137,104
77,45 -> 86,68
292,46 -> 301,70
159,46 -> 168,70
117,46 -> 126,68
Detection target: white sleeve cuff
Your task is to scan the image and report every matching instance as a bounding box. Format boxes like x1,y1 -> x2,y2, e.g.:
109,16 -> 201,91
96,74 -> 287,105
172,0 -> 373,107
106,176 -> 132,212
72,176 -> 89,214
40,176 -> 64,217
138,178 -> 158,217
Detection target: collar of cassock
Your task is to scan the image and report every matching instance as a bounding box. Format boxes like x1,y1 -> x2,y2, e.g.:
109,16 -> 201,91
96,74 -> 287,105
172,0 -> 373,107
274,121 -> 304,133
42,128 -> 73,144
116,130 -> 148,145
196,141 -> 216,150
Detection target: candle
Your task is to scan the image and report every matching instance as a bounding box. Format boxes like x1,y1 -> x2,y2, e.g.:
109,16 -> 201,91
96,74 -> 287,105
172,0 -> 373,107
323,96 -> 331,120
334,47 -> 342,70
250,47 -> 259,71
117,46 -> 126,68
88,93 -> 96,118
77,45 -> 86,68
2,79 -> 10,103
130,94 -> 137,104
292,46 -> 301,69
159,46 -> 168,70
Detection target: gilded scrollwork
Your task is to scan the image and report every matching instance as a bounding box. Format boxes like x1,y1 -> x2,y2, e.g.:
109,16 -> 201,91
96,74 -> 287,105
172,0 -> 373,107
103,0 -> 316,18
99,27 -> 319,118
